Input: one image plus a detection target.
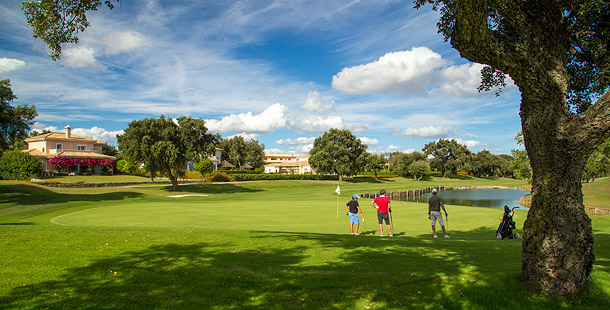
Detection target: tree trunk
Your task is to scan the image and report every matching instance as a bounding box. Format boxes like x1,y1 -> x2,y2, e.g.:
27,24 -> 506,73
166,167 -> 180,191
520,85 -> 595,297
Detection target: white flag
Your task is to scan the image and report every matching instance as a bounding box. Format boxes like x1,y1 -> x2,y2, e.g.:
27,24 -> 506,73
335,185 -> 340,195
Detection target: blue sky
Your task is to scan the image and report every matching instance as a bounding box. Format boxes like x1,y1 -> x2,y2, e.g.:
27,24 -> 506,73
0,0 -> 523,156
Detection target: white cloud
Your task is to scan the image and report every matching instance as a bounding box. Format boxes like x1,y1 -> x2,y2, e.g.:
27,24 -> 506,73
276,137 -> 317,145
331,47 -> 445,95
32,123 -> 122,145
72,126 -> 124,145
393,126 -> 460,139
0,58 -> 26,73
293,115 -> 344,134
351,124 -> 368,133
359,137 -> 379,145
62,46 -> 106,70
300,91 -> 335,113
430,63 -> 484,97
265,148 -> 287,154
205,103 -> 292,133
455,138 -> 486,149
101,31 -> 153,55
227,132 -> 260,141
296,144 -> 314,154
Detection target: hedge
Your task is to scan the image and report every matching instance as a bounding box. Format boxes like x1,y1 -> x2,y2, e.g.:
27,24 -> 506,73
230,174 -> 339,181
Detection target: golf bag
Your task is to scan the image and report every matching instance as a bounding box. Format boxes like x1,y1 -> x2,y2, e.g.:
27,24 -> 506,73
496,205 -> 519,240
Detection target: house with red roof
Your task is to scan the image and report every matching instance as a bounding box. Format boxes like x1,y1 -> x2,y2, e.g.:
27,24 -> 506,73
23,125 -> 116,174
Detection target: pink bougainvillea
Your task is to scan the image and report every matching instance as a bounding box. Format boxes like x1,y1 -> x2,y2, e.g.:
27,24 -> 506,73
49,157 -> 116,171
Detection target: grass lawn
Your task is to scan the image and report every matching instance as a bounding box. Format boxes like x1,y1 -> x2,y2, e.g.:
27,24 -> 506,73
1,176 -> 609,309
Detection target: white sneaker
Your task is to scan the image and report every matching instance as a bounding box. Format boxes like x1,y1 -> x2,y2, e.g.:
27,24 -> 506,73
444,235 -> 450,238
434,235 -> 438,238
355,233 -> 359,235
389,234 -> 393,237
380,234 -> 384,237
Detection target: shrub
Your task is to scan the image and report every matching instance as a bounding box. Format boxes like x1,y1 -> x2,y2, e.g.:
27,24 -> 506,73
194,158 -> 213,174
0,150 -> 42,180
185,171 -> 204,179
116,159 -> 138,175
205,171 -> 233,182
230,174 -> 339,181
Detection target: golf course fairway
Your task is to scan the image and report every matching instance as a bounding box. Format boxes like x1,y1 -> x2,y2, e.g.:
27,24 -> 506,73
2,177 -> 609,309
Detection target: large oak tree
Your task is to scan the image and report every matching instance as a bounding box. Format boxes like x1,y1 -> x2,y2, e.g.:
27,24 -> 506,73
309,128 -> 367,180
416,0 -> 610,296
117,116 -> 216,191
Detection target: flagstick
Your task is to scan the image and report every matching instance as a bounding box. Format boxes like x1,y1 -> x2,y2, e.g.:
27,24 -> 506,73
336,193 -> 339,219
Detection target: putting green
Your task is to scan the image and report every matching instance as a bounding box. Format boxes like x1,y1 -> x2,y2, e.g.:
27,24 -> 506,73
49,198 -> 518,237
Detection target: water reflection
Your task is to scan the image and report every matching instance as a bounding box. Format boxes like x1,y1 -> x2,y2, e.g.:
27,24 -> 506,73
403,189 -> 530,209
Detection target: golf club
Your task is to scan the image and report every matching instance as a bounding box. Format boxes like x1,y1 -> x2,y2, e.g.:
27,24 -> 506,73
361,212 -> 366,234
389,208 -> 394,234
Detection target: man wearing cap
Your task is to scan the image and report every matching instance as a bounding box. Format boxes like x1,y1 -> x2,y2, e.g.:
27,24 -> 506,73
428,188 -> 450,238
345,194 -> 363,235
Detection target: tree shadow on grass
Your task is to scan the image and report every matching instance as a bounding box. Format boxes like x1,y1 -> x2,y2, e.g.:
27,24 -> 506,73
158,183 -> 265,194
2,228 -> 608,309
0,184 -> 145,223
345,177 -> 393,184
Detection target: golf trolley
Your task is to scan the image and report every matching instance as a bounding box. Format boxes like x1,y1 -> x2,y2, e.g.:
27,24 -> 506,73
496,205 -> 520,240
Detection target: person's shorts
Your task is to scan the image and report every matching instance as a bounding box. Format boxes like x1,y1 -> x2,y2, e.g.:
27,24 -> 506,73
349,212 -> 359,224
377,211 -> 390,225
430,211 -> 444,226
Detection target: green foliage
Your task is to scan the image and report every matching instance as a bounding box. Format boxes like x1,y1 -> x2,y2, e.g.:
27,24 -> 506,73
205,171 -> 233,182
408,160 -> 430,181
468,150 -> 512,178
194,158 -> 214,174
511,131 -> 532,183
1,79 -> 38,152
229,173 -> 339,181
0,150 -> 42,180
394,151 -> 427,177
116,159 -> 138,175
218,136 -> 265,169
583,137 -> 610,182
309,128 -> 367,180
363,152 -> 387,178
117,115 -> 217,190
22,0 -> 120,60
102,143 -> 118,157
422,139 -> 470,177
184,171 -> 204,179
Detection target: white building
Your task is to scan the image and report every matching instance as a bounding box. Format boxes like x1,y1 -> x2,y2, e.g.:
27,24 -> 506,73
263,154 -> 315,174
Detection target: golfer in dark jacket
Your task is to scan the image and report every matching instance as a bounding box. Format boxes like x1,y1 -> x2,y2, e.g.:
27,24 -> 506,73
428,188 -> 450,238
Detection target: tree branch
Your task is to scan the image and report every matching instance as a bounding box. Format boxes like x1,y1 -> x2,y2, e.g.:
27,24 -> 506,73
579,89 -> 610,148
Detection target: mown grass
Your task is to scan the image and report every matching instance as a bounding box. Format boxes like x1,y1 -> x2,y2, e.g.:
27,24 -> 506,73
1,177 -> 609,309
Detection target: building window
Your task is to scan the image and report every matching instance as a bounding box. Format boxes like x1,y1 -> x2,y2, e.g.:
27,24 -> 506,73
56,144 -> 62,150
77,145 -> 87,151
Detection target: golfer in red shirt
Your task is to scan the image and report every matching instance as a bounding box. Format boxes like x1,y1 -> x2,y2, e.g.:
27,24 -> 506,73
371,189 -> 392,237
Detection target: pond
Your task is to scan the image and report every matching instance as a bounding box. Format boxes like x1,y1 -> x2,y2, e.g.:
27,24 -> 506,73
402,188 -> 531,209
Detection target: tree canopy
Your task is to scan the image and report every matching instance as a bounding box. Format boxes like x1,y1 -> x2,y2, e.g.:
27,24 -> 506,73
363,152 -> 387,179
22,0 -> 120,60
422,139 -> 470,177
218,136 -> 265,169
0,79 -> 38,153
309,128 -> 367,180
117,116 -> 217,191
